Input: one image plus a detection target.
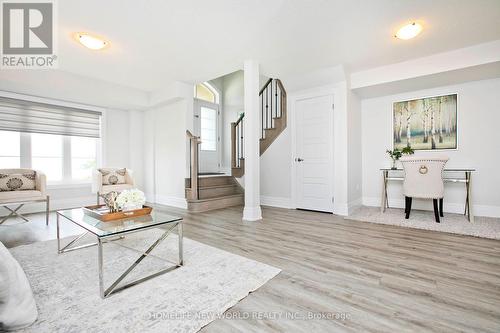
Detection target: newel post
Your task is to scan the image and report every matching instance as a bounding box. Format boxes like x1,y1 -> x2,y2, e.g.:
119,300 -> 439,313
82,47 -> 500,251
186,130 -> 199,200
231,122 -> 237,168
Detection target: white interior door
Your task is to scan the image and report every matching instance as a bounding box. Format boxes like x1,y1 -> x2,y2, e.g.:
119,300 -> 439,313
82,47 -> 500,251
194,99 -> 220,173
295,94 -> 334,212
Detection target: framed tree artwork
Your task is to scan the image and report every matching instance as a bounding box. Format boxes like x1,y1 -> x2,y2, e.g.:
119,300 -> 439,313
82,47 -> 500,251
393,94 -> 457,150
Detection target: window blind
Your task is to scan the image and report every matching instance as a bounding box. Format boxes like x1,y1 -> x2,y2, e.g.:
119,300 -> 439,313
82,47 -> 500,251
0,97 -> 101,138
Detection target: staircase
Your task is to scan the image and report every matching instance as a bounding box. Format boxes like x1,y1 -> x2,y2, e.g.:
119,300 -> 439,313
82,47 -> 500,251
232,78 -> 287,177
185,175 -> 243,212
185,78 -> 286,212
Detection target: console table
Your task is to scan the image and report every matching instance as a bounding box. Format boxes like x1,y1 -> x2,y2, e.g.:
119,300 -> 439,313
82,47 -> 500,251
380,168 -> 475,223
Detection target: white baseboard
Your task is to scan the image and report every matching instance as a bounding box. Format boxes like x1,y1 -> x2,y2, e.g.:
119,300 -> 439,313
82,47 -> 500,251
1,196 -> 96,216
243,206 -> 262,221
260,196 -> 292,209
154,195 -> 187,209
363,196 -> 500,218
333,203 -> 348,216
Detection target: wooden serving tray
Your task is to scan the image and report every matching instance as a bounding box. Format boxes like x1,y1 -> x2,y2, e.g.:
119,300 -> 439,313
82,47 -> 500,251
83,204 -> 152,222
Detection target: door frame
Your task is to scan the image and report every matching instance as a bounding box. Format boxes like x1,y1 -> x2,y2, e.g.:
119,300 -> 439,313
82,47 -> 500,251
290,85 -> 335,212
193,98 -> 222,173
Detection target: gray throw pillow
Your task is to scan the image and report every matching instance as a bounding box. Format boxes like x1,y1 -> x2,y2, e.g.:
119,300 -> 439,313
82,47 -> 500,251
0,172 -> 36,192
98,168 -> 126,185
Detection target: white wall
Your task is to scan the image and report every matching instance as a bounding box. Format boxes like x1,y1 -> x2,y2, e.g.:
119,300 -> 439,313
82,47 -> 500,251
143,100 -> 188,208
10,108 -> 142,215
260,120 -> 292,207
0,70 -> 149,110
104,109 -> 144,191
331,82 -> 349,215
220,71 -> 244,173
143,109 -> 156,201
361,78 -> 500,217
104,109 -> 132,168
128,110 -> 145,189
217,71 -> 270,175
347,90 -> 362,210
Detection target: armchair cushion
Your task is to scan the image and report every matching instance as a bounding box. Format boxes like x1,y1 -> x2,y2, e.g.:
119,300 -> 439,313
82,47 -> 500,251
0,191 -> 44,204
0,172 -> 36,192
99,184 -> 134,194
98,168 -> 126,185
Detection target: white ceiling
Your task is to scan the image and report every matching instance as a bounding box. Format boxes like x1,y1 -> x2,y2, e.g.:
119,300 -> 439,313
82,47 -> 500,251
6,0 -> 500,92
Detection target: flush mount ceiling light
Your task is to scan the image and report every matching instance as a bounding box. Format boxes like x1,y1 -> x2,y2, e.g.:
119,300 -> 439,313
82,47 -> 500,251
395,22 -> 423,40
75,33 -> 109,50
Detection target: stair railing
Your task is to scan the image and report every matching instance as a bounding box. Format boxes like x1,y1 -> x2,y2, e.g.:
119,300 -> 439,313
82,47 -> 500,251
230,78 -> 286,175
231,113 -> 244,169
186,130 -> 200,200
260,78 -> 286,140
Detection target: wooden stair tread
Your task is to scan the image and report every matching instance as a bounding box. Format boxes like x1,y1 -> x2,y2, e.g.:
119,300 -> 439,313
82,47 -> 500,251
195,184 -> 239,190
186,193 -> 243,203
185,175 -> 236,188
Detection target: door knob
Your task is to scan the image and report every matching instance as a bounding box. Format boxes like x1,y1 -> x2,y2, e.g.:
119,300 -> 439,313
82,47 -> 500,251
296,158 -> 304,162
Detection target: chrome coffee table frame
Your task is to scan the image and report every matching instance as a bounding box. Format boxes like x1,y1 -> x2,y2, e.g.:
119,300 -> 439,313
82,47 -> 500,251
56,210 -> 183,298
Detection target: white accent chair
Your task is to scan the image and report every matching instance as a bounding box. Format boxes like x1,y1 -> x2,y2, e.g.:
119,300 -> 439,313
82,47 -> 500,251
400,156 -> 449,223
92,168 -> 134,204
0,169 -> 49,225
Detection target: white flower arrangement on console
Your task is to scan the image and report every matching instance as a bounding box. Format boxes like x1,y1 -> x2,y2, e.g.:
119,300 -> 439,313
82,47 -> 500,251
115,189 -> 146,211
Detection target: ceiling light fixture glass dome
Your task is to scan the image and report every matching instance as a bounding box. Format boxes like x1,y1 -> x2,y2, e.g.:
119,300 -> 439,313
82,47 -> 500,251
395,22 -> 423,40
76,33 -> 109,50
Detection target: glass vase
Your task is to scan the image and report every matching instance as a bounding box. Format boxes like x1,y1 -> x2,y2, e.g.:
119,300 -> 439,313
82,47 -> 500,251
391,159 -> 397,170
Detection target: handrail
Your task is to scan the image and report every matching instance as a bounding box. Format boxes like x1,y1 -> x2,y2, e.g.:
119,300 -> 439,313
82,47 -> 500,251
234,77 -> 281,126
259,78 -> 273,96
275,79 -> 286,98
235,112 -> 245,126
186,130 -> 200,141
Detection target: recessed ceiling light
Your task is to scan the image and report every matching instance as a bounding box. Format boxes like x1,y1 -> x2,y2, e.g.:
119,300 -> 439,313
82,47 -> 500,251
395,22 -> 423,40
75,33 -> 109,50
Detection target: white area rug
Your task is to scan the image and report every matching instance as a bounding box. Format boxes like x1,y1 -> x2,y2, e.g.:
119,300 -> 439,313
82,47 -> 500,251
347,206 -> 500,240
10,229 -> 281,332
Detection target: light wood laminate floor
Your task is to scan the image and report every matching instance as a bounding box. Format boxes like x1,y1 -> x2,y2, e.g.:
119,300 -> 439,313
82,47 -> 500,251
2,205 -> 500,333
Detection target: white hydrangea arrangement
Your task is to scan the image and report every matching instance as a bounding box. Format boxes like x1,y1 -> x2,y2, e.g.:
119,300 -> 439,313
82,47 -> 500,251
116,189 -> 146,211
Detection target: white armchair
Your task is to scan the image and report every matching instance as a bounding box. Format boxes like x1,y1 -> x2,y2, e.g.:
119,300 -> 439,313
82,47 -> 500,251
0,169 -> 49,225
400,156 -> 449,223
92,168 -> 134,204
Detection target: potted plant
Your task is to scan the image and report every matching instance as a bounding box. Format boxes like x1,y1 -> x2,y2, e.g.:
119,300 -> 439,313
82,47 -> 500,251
386,147 -> 414,169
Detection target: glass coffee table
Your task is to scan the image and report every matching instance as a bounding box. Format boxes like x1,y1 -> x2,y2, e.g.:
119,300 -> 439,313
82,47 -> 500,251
56,208 -> 183,298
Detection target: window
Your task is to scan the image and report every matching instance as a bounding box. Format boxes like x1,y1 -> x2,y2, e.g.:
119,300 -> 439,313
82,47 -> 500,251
0,131 -> 20,168
200,107 -> 217,151
0,131 -> 98,183
195,82 -> 219,104
32,133 -> 64,181
195,82 -> 220,152
71,136 -> 97,181
0,96 -> 101,184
